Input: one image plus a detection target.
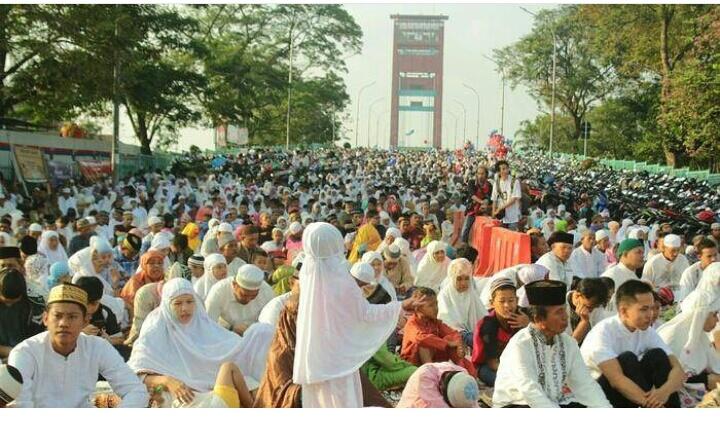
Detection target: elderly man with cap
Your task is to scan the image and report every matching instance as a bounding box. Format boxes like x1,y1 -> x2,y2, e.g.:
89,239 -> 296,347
57,188 -> 76,217
382,244 -> 414,298
66,218 -> 96,257
601,239 -> 645,292
217,231 -> 246,277
205,264 -> 275,336
569,229 -> 607,279
140,215 -> 164,254
536,232 -> 575,286
0,246 -> 23,273
492,280 -> 611,408
112,232 -> 142,288
0,364 -> 22,407
0,268 -> 45,362
708,222 -> 720,248
677,238 -> 717,303
642,233 -> 689,291
8,284 -> 148,407
27,224 -> 42,240
594,229 -> 614,267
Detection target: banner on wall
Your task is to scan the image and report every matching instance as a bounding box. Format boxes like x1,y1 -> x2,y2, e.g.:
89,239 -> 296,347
77,158 -> 112,182
11,145 -> 48,183
47,161 -> 75,187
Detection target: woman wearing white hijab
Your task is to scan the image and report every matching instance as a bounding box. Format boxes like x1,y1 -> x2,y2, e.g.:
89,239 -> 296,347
193,253 -> 228,302
616,218 -> 634,243
541,217 -> 556,240
128,278 -> 274,408
37,231 -> 68,266
683,262 -> 720,306
393,237 -> 416,276
437,258 -> 487,346
414,240 -> 450,292
658,291 -> 720,405
200,218 -> 221,257
360,251 -> 397,301
293,222 -> 406,408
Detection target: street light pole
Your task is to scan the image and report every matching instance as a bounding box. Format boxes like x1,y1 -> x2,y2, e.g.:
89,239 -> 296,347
520,6 -> 557,157
445,111 -> 458,150
462,83 -> 480,149
452,100 -> 467,145
482,54 -> 507,137
375,110 -> 386,149
354,81 -> 376,148
367,97 -> 384,148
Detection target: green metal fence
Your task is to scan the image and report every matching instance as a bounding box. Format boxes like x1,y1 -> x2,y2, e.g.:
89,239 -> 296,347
553,153 -> 720,185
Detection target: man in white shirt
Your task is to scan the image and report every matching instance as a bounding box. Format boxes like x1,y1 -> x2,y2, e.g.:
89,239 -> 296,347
8,284 -> 148,408
206,264 -> 275,336
490,160 -> 522,231
492,280 -> 611,408
601,239 -> 645,291
580,280 -> 684,407
569,230 -> 606,279
537,232 -> 575,286
57,188 -> 77,217
677,238 -> 717,302
642,234 -> 689,292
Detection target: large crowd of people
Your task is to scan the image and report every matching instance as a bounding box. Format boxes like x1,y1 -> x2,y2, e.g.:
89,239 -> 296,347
1,144 -> 720,409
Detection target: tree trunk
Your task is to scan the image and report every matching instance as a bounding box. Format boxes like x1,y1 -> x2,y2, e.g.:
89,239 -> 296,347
659,5 -> 677,167
0,6 -> 9,118
135,112 -> 152,155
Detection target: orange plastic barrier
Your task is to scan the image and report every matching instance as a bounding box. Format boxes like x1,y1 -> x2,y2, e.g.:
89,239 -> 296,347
470,217 -> 501,276
479,227 -> 532,277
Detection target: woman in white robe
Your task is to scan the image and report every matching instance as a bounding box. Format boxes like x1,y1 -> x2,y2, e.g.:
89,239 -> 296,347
437,258 -> 487,346
658,290 -> 720,406
414,240 -> 450,291
128,278 -> 274,408
37,231 -> 68,267
292,222 -> 405,408
360,251 -> 397,301
193,253 -> 228,302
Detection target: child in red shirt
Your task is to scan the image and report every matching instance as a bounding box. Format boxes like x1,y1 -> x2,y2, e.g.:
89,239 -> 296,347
401,287 -> 477,377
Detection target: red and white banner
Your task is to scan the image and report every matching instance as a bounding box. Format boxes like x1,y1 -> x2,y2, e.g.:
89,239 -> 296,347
77,158 -> 111,182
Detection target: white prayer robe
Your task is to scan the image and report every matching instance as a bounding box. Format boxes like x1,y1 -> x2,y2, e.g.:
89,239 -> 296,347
641,253 -> 690,291
258,292 -> 292,328
677,262 -> 705,303
569,246 -> 606,279
601,262 -> 638,291
536,252 -> 574,286
492,325 -> 611,408
58,196 -> 77,216
8,332 -> 148,408
205,278 -> 275,331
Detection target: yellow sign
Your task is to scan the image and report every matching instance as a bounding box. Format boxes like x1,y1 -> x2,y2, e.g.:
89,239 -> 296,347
12,145 -> 48,183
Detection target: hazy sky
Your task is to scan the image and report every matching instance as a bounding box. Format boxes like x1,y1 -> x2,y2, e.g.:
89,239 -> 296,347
113,3 -> 556,152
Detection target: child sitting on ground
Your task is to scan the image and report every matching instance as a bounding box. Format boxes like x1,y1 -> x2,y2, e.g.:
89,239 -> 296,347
400,287 -> 476,377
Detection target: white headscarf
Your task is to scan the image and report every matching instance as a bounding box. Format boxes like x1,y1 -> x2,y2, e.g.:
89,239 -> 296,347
437,258 -> 487,332
616,219 -> 634,243
128,278 -> 273,391
393,237 -> 416,276
38,231 -> 68,266
293,222 -> 401,385
414,240 -> 450,291
515,264 -> 551,307
658,290 -> 720,376
193,253 -> 227,301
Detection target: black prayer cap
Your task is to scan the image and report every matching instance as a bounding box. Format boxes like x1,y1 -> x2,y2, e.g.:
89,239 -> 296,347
525,280 -> 567,306
547,231 -> 574,247
20,236 -> 37,256
0,246 -> 21,260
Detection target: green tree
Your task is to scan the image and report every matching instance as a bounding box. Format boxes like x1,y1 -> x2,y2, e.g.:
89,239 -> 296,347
580,4 -> 720,166
495,5 -> 614,148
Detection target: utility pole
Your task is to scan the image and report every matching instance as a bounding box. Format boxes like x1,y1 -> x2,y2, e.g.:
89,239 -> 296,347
462,83 -> 480,149
354,81 -> 376,147
367,98 -> 384,148
452,100 -> 467,145
285,32 -> 293,150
